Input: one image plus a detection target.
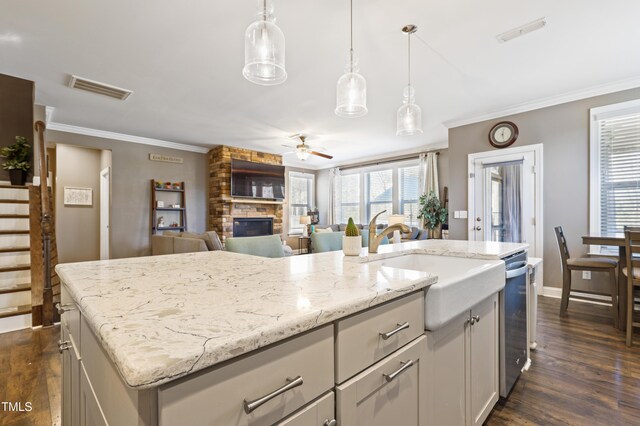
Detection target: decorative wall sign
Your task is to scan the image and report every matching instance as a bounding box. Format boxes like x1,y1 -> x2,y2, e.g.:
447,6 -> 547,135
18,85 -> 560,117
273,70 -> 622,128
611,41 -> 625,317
149,153 -> 184,164
64,187 -> 93,206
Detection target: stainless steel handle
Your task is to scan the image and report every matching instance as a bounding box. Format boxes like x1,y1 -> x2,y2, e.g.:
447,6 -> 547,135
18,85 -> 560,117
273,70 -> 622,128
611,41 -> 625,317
470,315 -> 480,325
379,322 -> 410,340
475,226 -> 482,231
506,262 -> 529,279
243,376 -> 303,414
55,303 -> 73,315
58,340 -> 71,353
323,420 -> 337,426
383,359 -> 414,382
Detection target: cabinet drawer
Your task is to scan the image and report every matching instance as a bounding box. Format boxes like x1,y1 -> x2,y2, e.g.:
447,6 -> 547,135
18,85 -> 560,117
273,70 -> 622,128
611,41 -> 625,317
336,335 -> 427,426
335,291 -> 424,383
61,285 -> 81,350
276,392 -> 335,426
159,325 -> 334,426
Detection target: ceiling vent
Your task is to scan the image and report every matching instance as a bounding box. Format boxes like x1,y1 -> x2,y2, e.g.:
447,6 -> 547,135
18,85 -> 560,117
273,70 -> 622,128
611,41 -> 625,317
68,75 -> 133,100
497,17 -> 547,43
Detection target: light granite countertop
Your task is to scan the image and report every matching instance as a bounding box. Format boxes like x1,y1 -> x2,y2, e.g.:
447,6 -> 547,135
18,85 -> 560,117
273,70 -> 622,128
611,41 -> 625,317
56,239 -> 527,390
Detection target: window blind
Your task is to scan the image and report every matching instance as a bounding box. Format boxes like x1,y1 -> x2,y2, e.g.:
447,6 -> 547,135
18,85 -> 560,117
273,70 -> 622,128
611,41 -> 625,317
599,113 -> 640,235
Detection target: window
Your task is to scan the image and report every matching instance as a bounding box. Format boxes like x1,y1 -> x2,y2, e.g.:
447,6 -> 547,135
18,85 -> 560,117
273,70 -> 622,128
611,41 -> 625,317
590,100 -> 640,252
289,172 -> 314,234
339,173 -> 360,224
399,166 -> 420,226
366,169 -> 393,223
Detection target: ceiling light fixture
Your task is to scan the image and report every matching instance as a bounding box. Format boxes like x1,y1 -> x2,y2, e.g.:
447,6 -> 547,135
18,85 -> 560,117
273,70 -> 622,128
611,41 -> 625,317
243,0 -> 287,86
396,25 -> 422,136
497,17 -> 547,43
335,0 -> 367,118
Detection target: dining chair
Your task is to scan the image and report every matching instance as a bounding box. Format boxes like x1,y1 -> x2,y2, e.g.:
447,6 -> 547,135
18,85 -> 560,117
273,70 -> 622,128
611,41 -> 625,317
554,226 -> 618,326
624,229 -> 640,346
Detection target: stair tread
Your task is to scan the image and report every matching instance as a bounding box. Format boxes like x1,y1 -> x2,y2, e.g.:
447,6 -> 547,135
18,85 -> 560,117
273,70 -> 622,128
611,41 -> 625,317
0,283 -> 30,294
0,247 -> 30,253
0,214 -> 29,219
0,264 -> 30,273
0,185 -> 28,189
0,230 -> 29,235
0,304 -> 31,319
0,199 -> 28,204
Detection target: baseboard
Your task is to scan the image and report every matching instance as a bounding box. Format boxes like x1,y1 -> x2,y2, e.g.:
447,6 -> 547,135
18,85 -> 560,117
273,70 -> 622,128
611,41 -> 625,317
542,287 -> 614,307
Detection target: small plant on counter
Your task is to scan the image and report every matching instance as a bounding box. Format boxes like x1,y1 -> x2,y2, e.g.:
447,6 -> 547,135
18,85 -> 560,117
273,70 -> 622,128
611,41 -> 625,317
0,136 -> 31,186
342,217 -> 362,256
417,191 -> 448,238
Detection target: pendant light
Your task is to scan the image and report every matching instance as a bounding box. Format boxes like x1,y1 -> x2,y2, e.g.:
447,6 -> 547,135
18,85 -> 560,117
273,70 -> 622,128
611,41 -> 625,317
243,0 -> 287,86
335,0 -> 367,118
397,25 -> 423,136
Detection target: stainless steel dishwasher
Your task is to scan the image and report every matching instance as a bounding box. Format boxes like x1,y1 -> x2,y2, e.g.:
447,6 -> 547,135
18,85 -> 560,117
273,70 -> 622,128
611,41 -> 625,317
500,251 -> 528,398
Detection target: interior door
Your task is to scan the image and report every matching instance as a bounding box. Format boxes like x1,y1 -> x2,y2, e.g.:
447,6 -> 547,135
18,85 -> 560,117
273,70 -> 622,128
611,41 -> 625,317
470,150 -> 536,254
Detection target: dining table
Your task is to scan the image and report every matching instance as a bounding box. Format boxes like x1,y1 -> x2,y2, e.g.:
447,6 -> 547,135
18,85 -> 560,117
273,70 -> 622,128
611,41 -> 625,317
582,233 -> 627,330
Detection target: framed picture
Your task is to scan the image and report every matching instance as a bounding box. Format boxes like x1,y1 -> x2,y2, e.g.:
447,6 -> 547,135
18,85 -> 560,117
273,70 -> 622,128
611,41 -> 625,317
64,187 -> 93,206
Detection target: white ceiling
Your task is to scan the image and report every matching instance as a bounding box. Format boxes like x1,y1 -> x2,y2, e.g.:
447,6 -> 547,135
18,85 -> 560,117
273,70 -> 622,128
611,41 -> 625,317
2,0 -> 640,169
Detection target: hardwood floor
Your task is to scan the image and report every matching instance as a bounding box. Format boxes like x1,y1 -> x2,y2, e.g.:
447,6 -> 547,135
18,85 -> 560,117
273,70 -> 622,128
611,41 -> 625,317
0,325 -> 60,426
0,297 -> 638,425
487,296 -> 640,425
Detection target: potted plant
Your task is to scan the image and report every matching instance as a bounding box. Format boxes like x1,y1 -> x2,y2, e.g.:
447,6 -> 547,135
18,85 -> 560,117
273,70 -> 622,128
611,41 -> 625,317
417,191 -> 448,239
0,136 -> 31,186
342,217 -> 362,256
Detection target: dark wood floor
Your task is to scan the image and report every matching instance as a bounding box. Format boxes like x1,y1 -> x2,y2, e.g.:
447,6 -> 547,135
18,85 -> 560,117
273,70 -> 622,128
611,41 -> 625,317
487,296 -> 640,425
0,324 -> 60,426
0,297 -> 639,425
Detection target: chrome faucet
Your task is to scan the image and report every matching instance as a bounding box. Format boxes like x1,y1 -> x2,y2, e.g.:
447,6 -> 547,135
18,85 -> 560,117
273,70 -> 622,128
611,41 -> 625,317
368,210 -> 411,253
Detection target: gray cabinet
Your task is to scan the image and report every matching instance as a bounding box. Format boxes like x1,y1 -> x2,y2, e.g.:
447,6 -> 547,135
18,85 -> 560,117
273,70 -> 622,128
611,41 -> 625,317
424,293 -> 499,426
336,336 -> 427,426
80,365 -> 108,426
277,392 -> 335,426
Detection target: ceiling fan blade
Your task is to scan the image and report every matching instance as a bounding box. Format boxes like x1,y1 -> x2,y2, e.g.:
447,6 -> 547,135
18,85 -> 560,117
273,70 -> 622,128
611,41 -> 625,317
310,151 -> 333,159
281,151 -> 296,155
280,144 -> 296,149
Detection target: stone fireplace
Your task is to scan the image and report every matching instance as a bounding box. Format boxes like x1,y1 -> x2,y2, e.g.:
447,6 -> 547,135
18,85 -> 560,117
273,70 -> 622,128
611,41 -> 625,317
232,218 -> 274,237
208,146 -> 284,240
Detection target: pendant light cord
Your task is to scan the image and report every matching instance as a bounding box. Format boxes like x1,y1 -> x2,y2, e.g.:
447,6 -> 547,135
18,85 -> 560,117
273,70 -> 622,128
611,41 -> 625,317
407,32 -> 411,87
263,0 -> 267,21
349,0 -> 354,73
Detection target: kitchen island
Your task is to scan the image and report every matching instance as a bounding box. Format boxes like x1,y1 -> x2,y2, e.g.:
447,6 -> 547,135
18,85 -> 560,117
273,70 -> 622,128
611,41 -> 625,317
56,239 -> 527,426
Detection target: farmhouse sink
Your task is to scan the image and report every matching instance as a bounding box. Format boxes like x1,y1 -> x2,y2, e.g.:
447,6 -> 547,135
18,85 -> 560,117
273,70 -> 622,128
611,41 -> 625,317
375,254 -> 505,330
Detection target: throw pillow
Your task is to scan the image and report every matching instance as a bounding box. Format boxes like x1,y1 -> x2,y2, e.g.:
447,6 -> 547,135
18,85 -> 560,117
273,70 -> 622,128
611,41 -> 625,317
314,227 -> 332,233
204,231 -> 224,251
163,230 -> 181,236
180,232 -> 212,250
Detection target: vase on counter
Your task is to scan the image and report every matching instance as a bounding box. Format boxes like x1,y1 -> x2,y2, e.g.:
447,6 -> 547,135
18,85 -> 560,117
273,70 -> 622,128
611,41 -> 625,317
342,235 -> 362,256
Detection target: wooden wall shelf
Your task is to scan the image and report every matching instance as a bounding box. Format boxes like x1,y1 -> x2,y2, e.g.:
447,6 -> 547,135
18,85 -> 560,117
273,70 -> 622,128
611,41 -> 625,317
151,180 -> 187,234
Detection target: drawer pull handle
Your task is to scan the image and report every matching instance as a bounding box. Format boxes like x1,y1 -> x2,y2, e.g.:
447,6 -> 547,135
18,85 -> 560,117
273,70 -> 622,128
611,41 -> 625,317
243,376 -> 303,414
380,322 -> 410,340
323,420 -> 337,426
55,303 -> 74,315
58,340 -> 71,353
383,360 -> 414,382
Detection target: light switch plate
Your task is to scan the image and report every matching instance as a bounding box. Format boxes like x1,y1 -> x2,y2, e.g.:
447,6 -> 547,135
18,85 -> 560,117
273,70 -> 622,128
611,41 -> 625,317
454,211 -> 460,219
460,211 -> 468,219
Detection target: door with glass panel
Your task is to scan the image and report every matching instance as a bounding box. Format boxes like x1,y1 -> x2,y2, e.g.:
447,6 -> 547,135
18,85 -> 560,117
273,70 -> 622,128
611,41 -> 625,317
468,147 -> 540,256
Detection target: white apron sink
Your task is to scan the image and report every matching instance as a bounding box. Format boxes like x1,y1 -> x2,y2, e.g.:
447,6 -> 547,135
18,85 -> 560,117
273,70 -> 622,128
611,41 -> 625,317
374,254 -> 505,330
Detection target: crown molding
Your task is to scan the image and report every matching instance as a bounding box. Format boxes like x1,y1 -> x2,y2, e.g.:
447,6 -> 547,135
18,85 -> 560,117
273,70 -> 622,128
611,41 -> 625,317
46,121 -> 210,154
444,76 -> 640,129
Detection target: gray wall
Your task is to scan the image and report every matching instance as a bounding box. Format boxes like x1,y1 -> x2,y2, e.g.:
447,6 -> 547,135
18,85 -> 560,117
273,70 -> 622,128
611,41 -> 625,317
315,149 -> 450,226
48,130 -> 208,259
56,145 -> 104,263
448,87 -> 640,292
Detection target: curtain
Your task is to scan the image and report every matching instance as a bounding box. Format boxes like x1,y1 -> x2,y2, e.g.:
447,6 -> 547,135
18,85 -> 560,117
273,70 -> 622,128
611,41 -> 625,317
418,152 -> 439,199
501,164 -> 522,243
328,168 -> 341,224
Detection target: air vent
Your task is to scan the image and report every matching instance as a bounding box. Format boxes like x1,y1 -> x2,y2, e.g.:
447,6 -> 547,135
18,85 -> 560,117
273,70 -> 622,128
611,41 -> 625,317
68,75 -> 133,100
497,17 -> 547,43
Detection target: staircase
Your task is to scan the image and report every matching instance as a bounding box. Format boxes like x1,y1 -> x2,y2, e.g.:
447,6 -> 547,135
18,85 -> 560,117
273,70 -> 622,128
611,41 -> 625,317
0,184 -> 32,333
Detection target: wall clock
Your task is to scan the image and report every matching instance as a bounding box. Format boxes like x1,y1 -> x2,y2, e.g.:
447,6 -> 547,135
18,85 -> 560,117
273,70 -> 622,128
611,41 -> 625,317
488,121 -> 519,148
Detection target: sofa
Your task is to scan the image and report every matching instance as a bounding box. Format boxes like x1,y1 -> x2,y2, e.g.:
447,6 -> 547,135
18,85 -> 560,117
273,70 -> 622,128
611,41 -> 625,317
310,231 -> 389,253
225,235 -> 288,258
151,231 -> 224,255
401,226 -> 429,242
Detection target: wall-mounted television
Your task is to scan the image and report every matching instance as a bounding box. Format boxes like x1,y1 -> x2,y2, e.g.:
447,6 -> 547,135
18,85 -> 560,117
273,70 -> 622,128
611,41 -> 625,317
231,159 -> 285,200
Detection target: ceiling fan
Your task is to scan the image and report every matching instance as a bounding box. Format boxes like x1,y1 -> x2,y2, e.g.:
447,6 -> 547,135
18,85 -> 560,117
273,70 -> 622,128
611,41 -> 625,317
281,134 -> 334,161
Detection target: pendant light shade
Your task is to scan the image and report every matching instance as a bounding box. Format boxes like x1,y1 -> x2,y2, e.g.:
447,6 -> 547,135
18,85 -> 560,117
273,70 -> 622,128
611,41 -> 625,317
243,0 -> 287,86
335,0 -> 367,118
397,25 -> 423,136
